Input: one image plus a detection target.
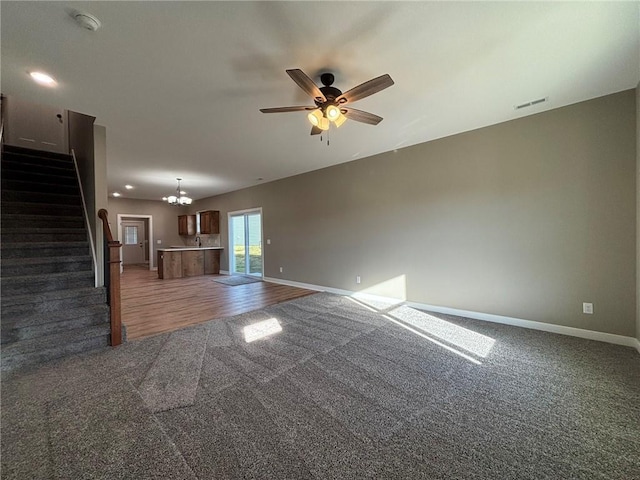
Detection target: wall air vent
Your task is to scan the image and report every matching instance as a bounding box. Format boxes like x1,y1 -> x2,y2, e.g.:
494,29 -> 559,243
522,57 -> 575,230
514,97 -> 548,110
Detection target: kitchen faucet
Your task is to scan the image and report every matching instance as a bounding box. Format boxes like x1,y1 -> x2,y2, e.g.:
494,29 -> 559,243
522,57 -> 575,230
195,236 -> 201,247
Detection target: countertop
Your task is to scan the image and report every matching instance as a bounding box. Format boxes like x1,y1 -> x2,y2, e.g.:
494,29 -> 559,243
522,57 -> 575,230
157,246 -> 224,252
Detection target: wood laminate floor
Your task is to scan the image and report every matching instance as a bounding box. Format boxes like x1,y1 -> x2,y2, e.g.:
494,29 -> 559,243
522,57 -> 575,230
120,265 -> 315,339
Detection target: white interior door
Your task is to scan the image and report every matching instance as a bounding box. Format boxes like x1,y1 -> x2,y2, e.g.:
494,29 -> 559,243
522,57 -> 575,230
121,221 -> 145,265
229,210 -> 262,276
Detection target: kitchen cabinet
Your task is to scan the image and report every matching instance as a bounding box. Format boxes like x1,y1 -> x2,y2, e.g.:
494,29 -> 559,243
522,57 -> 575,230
157,247 -> 222,279
204,249 -> 221,274
182,250 -> 204,277
178,214 -> 196,236
199,210 -> 220,234
157,249 -> 182,279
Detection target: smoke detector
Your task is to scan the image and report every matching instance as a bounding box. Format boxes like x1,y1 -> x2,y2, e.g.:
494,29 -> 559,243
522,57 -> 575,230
71,10 -> 102,31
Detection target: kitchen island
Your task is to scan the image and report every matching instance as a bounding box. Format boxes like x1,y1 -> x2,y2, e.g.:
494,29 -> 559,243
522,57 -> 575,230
157,247 -> 223,279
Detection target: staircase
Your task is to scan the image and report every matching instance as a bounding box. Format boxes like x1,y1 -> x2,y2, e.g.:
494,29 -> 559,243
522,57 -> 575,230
1,145 -> 114,371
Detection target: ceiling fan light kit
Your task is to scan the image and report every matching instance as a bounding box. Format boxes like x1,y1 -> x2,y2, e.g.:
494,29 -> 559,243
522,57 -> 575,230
260,68 -> 394,138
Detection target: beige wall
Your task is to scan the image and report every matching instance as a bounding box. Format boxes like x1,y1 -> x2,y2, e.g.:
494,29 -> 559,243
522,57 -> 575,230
637,82 -> 640,343
193,90 -> 636,337
106,198 -> 184,268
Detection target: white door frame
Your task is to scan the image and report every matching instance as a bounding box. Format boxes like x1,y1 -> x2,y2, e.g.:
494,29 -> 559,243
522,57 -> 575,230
117,214 -> 154,271
227,207 -> 263,277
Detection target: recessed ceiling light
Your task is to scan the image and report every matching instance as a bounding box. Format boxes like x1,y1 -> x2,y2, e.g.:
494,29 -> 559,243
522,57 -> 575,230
125,185 -> 133,190
29,71 -> 57,86
112,192 -> 121,197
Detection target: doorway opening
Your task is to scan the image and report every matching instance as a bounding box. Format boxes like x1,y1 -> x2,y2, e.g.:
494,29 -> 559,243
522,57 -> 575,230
117,214 -> 154,271
228,208 -> 263,277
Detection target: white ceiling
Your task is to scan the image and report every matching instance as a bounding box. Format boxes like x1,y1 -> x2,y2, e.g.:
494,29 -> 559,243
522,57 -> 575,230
2,1 -> 638,201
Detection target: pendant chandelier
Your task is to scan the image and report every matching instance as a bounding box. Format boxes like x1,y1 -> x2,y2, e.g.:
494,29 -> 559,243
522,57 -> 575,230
163,177 -> 192,206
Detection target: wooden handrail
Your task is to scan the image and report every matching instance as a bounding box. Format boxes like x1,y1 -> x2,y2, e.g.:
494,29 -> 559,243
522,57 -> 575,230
98,209 -> 123,346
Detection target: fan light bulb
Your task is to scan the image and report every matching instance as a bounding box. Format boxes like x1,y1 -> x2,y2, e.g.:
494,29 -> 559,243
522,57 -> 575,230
319,117 -> 330,131
308,109 -> 322,127
333,113 -> 347,127
326,104 -> 341,122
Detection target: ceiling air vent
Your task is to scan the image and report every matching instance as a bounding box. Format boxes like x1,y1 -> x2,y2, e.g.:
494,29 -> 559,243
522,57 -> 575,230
514,97 -> 548,110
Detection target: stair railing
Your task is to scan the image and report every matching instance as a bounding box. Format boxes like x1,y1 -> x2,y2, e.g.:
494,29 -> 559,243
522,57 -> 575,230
71,149 -> 98,287
98,209 -> 123,346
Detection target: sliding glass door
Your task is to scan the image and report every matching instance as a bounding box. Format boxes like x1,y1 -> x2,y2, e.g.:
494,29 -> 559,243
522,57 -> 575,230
229,209 -> 262,276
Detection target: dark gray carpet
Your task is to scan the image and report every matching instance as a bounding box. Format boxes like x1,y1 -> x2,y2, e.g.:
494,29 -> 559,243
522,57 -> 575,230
2,292 -> 639,479
213,275 -> 262,286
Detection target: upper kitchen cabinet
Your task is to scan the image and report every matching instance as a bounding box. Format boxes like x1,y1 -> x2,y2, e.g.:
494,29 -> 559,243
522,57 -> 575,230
199,210 -> 220,234
178,214 -> 196,236
2,96 -> 69,154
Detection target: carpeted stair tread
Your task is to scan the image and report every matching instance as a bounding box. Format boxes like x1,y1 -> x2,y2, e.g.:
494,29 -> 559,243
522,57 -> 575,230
1,179 -> 80,195
3,144 -> 74,162
1,271 -> 94,295
2,288 -> 107,318
2,306 -> 109,344
1,191 -> 82,206
0,325 -> 112,371
1,241 -> 90,258
2,214 -> 84,228
1,227 -> 87,236
1,162 -> 77,180
0,170 -> 79,186
2,201 -> 83,216
1,324 -> 110,355
2,231 -> 88,244
3,303 -> 109,329
1,256 -> 93,276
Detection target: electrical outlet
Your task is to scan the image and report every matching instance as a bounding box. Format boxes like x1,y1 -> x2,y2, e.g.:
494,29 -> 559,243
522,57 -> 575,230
356,275 -> 361,284
279,267 -> 283,273
157,239 -> 162,244
267,239 -> 271,245
583,302 -> 593,314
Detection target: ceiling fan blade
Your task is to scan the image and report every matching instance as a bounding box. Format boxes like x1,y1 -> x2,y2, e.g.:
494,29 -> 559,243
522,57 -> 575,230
342,107 -> 383,125
260,106 -> 316,113
310,126 -> 322,135
286,69 -> 326,103
336,74 -> 394,105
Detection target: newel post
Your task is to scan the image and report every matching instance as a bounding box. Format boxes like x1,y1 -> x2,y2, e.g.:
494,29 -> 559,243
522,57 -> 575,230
98,208 -> 123,347
108,240 -> 123,346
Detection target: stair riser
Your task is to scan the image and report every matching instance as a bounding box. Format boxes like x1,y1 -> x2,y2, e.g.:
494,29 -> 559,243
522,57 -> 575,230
1,245 -> 90,258
1,259 -> 93,276
2,217 -> 84,229
2,304 -> 108,327
1,170 -> 78,186
2,191 -> 81,205
1,162 -> 75,179
3,146 -> 74,162
1,275 -> 94,296
1,180 -> 80,196
2,232 -> 88,243
0,334 -> 110,372
2,202 -> 83,216
2,312 -> 109,344
2,292 -> 106,316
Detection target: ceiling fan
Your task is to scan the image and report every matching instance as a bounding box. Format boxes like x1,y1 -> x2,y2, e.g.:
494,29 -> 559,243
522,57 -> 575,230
260,69 -> 394,135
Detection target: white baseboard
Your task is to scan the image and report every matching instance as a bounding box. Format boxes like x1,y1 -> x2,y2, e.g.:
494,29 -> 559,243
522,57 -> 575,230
220,270 -> 230,275
263,276 -> 639,351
